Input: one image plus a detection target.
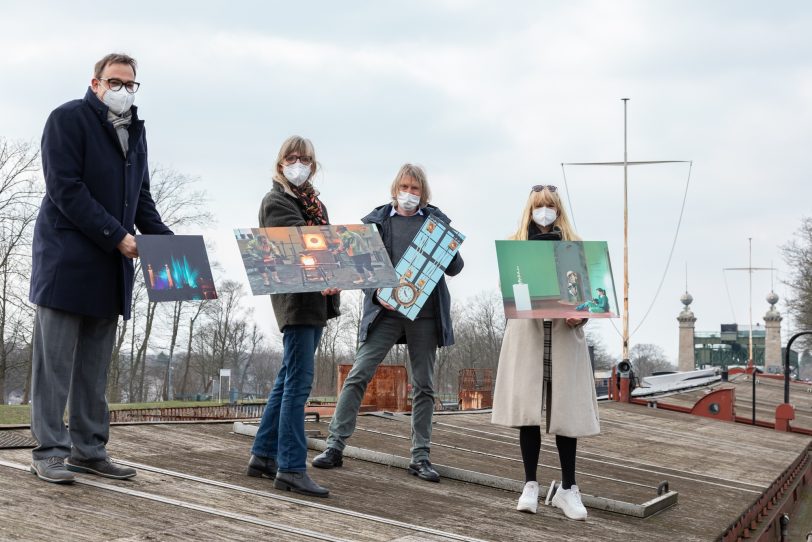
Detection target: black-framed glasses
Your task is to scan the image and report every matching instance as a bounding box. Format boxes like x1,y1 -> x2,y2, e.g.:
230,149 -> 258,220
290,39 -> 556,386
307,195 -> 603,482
100,78 -> 140,94
284,154 -> 313,165
531,184 -> 557,193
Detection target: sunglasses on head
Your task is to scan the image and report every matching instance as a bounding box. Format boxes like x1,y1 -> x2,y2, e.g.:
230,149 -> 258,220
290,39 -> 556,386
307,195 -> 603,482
531,185 -> 557,193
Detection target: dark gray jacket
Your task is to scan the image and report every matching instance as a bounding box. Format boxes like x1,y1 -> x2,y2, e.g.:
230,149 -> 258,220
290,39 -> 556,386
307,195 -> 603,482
359,203 -> 463,347
259,181 -> 340,331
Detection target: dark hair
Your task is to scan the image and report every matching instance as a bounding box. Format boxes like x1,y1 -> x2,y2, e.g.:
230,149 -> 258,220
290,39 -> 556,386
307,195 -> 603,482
597,288 -> 606,294
94,53 -> 137,79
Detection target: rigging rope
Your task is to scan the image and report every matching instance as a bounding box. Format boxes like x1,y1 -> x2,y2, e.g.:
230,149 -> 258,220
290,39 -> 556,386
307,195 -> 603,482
722,269 -> 739,323
560,160 -> 694,339
630,161 -> 693,336
560,163 -> 578,229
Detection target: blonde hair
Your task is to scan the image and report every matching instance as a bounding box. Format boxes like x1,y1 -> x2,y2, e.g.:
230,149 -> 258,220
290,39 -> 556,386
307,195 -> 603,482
510,187 -> 581,241
390,164 -> 431,209
273,135 -> 317,188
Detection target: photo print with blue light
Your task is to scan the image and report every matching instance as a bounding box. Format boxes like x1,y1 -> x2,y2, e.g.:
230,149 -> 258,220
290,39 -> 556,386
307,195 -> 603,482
137,235 -> 217,302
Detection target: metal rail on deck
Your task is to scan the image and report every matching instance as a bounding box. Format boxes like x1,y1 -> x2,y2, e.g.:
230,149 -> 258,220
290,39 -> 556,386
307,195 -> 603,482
429,421 -> 764,494
233,422 -> 678,518
358,414 -> 762,495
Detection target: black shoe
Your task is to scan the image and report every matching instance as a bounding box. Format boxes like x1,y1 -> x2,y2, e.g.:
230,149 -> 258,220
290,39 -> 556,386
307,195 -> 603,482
408,459 -> 440,483
246,454 -> 278,479
274,471 -> 329,497
66,457 -> 136,479
312,447 -> 343,469
30,457 -> 75,484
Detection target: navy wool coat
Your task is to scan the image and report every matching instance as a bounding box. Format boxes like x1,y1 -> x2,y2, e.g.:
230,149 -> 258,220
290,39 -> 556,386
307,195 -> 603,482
359,204 -> 464,347
30,88 -> 171,320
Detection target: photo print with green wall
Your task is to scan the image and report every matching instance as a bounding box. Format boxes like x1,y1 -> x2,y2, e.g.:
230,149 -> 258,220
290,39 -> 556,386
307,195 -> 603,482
495,240 -> 618,319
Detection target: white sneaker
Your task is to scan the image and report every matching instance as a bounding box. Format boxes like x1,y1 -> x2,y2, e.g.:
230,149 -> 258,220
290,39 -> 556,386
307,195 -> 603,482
551,484 -> 588,520
516,481 -> 539,513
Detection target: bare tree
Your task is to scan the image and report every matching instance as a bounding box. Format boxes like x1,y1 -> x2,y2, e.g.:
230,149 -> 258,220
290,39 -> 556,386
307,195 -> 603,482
630,343 -> 674,379
160,301 -> 183,400
314,314 -> 348,396
247,343 -> 283,398
117,165 -> 214,403
586,330 -> 616,370
782,217 -> 812,349
237,324 -> 265,395
177,300 -> 209,397
0,139 -> 40,404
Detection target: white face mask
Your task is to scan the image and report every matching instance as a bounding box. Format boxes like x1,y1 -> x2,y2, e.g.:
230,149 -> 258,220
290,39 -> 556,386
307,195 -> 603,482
532,206 -> 557,227
101,86 -> 135,116
397,191 -> 421,212
282,162 -> 312,187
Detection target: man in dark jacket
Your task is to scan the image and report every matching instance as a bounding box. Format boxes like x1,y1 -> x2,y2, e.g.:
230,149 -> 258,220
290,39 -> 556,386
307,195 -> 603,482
28,53 -> 172,484
312,164 -> 463,482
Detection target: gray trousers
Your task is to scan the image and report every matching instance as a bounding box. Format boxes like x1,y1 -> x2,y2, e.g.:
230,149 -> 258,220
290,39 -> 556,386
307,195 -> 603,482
327,314 -> 438,462
30,306 -> 118,461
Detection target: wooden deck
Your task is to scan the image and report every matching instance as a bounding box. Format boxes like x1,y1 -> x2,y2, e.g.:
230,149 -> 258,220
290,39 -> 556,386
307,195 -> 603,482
1,402 -> 810,541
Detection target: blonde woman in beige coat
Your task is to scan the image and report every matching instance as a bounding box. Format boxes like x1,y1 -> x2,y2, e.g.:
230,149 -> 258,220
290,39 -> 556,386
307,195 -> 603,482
492,184 -> 600,520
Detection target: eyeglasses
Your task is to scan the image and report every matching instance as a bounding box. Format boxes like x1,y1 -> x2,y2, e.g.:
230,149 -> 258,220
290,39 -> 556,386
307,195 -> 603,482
100,78 -> 140,94
283,155 -> 313,165
531,185 -> 557,193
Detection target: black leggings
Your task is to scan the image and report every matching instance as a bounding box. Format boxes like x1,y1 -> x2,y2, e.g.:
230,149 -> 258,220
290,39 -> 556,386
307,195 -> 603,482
519,426 -> 577,489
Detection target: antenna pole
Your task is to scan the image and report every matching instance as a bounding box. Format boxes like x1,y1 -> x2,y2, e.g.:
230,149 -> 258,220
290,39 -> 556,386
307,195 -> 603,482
622,98 -> 630,362
748,237 -> 754,367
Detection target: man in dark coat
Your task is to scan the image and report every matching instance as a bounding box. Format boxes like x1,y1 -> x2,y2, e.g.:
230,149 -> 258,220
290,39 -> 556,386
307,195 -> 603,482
28,53 -> 172,484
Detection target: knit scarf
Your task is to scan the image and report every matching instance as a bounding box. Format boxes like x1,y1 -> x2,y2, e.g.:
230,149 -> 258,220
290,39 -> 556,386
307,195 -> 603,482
289,182 -> 327,225
107,109 -> 132,156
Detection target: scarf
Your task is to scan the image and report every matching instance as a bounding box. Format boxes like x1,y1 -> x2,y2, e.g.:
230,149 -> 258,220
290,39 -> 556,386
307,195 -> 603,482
289,182 -> 328,225
107,109 -> 132,156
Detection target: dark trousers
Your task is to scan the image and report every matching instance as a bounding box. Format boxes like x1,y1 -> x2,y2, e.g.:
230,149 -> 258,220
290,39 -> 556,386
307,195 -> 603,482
327,314 -> 438,461
30,306 -> 118,461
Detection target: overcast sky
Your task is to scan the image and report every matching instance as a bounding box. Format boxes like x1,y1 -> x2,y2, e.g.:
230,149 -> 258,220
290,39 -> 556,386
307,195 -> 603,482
2,1 -> 810,361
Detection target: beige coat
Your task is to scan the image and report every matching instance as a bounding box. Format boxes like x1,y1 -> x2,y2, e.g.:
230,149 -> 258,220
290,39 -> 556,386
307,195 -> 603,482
491,319 -> 600,438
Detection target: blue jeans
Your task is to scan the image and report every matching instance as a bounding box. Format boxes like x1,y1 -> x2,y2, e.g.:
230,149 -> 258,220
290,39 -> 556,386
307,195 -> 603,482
251,325 -> 323,472
326,314 -> 438,462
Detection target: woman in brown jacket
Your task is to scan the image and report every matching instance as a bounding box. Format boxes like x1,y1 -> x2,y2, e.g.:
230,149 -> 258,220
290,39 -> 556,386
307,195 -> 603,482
245,136 -> 340,498
492,184 -> 600,520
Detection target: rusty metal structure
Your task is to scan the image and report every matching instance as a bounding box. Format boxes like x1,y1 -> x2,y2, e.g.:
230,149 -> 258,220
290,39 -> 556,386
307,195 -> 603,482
457,368 -> 494,410
337,364 -> 410,412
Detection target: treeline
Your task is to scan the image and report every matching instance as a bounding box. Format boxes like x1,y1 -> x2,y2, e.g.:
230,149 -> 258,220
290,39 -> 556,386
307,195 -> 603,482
0,136 -> 641,406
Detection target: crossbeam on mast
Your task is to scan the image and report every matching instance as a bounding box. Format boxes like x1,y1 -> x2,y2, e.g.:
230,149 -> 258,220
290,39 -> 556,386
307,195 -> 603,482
563,99 -> 690,363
